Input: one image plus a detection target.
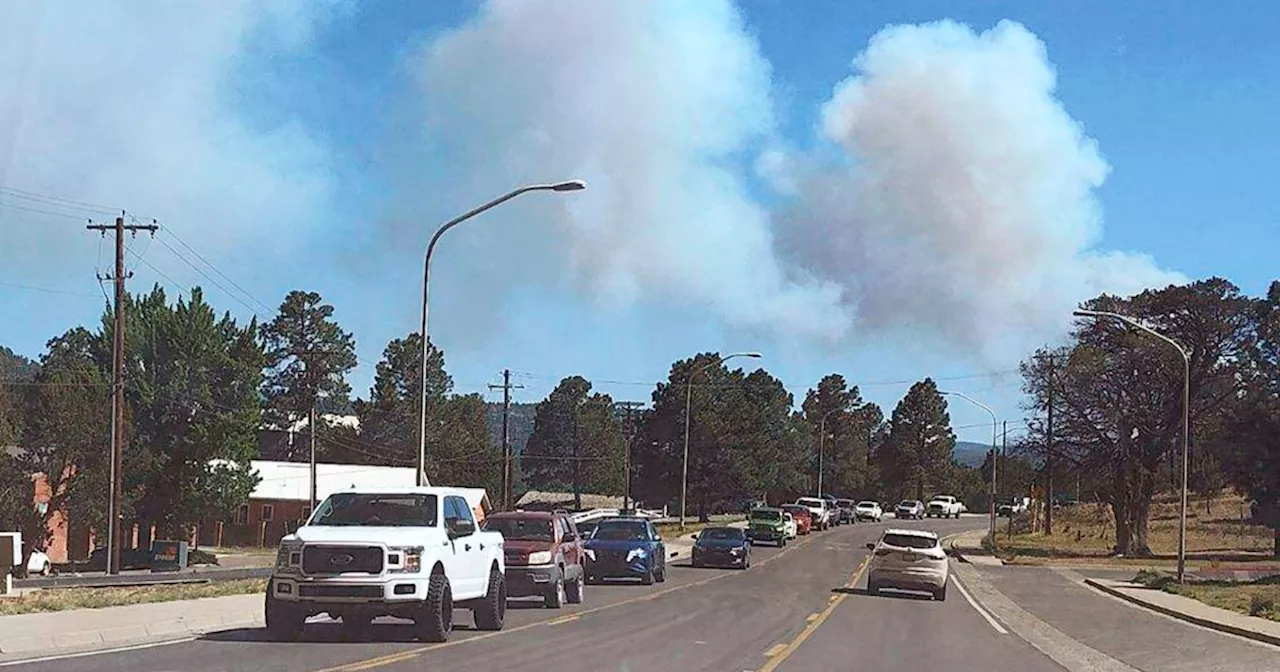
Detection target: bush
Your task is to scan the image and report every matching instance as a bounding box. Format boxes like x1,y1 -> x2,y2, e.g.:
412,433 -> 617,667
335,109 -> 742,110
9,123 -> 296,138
1133,569 -> 1178,590
189,549 -> 218,566
1249,594 -> 1275,617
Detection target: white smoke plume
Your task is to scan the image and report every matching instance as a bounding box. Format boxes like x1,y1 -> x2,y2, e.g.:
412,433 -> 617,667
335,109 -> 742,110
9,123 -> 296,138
409,7 -> 1181,356
776,20 -> 1185,356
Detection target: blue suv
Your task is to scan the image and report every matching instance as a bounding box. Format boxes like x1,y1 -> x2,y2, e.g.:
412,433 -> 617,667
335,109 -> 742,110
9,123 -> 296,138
583,517 -> 667,585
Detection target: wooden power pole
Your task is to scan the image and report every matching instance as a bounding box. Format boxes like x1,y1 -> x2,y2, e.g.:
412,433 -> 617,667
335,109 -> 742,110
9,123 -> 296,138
614,401 -> 646,511
489,369 -> 523,510
86,214 -> 157,576
1044,353 -> 1056,535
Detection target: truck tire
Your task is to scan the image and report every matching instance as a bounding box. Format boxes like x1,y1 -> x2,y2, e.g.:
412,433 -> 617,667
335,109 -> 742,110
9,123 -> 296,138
264,589 -> 305,642
473,569 -> 506,631
867,580 -> 879,596
415,573 -> 453,643
566,571 -> 585,604
545,574 -> 565,609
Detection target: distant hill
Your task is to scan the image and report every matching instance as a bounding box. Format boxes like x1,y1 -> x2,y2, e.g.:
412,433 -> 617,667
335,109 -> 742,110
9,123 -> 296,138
952,440 -> 991,468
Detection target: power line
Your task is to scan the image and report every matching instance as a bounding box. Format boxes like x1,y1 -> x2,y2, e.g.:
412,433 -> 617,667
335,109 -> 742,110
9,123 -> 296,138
0,185 -> 119,213
0,280 -> 100,299
0,201 -> 96,221
155,224 -> 273,315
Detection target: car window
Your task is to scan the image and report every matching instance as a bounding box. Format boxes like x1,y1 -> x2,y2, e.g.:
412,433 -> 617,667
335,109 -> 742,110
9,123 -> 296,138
700,527 -> 744,540
593,521 -> 649,541
483,517 -> 553,541
750,509 -> 781,521
882,533 -> 939,549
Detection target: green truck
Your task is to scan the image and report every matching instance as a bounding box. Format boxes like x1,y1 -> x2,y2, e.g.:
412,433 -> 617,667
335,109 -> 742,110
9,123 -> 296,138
746,507 -> 790,547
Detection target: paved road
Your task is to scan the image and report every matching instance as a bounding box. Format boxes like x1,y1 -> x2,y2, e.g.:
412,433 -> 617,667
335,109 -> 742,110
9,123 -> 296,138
10,516 -> 1050,672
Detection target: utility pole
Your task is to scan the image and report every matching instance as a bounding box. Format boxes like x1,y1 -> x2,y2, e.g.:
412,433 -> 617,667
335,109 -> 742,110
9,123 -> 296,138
86,214 -> 157,576
614,402 -> 646,511
309,405 -> 317,513
1044,353 -> 1055,535
1004,420 -> 1012,539
488,369 -> 523,510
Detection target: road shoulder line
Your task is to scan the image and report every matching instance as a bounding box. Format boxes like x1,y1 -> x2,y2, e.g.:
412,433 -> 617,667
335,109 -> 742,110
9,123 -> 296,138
951,573 -> 1008,634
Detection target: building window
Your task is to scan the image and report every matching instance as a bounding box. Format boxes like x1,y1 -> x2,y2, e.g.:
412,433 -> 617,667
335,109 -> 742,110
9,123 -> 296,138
261,504 -> 275,522
233,504 -> 249,525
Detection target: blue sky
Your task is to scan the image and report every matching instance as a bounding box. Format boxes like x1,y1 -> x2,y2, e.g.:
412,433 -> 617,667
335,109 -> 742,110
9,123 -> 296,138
2,1 -> 1277,444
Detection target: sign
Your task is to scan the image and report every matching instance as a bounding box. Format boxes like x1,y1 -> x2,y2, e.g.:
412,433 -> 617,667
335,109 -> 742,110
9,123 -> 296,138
150,540 -> 189,573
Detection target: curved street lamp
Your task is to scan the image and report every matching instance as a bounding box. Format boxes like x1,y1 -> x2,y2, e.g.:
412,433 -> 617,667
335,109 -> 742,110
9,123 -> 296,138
1074,308 -> 1191,582
680,351 -> 762,529
418,180 -> 586,487
939,390 -> 998,550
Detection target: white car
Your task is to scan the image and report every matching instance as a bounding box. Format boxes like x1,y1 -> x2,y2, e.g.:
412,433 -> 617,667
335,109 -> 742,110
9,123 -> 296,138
782,512 -> 799,540
267,487 -> 507,643
865,528 -> 949,601
854,501 -> 883,522
795,497 -> 832,531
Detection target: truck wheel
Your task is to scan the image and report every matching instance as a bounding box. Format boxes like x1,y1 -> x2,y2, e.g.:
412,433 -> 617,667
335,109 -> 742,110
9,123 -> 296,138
566,571 -> 585,604
473,569 -> 506,631
264,589 -> 304,642
415,573 -> 453,642
867,580 -> 879,596
545,575 -> 565,609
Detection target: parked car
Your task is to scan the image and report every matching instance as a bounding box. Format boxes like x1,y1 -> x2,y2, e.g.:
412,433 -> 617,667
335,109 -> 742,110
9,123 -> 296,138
583,516 -> 667,585
996,497 -> 1028,517
865,528 -> 949,601
854,500 -> 883,522
691,527 -> 751,569
894,500 -> 925,519
835,499 -> 858,525
746,507 -> 790,547
926,495 -> 963,519
483,510 -> 585,609
265,487 -> 507,643
795,497 -> 832,531
820,495 -> 842,526
782,512 -> 799,540
22,548 -> 51,576
780,504 -> 813,535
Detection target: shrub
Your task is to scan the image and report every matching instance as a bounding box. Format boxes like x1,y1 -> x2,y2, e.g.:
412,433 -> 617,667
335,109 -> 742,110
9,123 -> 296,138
1248,594 -> 1275,617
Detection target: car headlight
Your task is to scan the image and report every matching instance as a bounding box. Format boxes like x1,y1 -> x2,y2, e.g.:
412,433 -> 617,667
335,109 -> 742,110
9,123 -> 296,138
729,547 -> 743,555
389,546 -> 423,573
626,548 -> 648,563
275,544 -> 302,569
527,551 -> 553,565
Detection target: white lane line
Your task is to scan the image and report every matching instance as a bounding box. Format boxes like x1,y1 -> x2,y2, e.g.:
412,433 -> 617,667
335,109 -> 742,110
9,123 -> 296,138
953,574 -> 1008,635
0,637 -> 196,667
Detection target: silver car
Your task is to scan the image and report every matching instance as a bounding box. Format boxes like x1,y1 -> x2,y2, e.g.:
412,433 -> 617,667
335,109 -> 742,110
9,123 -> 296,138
865,528 -> 949,601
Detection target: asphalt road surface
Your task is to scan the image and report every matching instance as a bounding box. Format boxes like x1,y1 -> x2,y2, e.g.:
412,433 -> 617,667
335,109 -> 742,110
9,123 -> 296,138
11,516 -> 1054,672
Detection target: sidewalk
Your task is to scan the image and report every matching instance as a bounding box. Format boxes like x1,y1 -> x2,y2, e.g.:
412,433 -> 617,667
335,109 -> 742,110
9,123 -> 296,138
947,528 -> 1004,566
0,593 -> 261,662
1085,577 -> 1280,648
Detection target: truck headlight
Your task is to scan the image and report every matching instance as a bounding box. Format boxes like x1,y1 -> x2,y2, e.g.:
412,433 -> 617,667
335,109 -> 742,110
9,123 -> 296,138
527,551 -> 552,565
626,548 -> 648,563
275,544 -> 301,569
389,546 -> 423,573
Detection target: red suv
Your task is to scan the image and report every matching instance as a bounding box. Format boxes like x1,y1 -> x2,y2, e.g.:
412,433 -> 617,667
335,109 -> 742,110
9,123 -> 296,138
483,511 -> 586,608
781,505 -> 813,535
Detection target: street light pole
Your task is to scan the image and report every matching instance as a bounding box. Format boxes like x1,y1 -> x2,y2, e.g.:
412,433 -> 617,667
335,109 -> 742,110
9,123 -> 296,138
1074,309 -> 1192,582
817,407 -> 842,498
940,390 -> 998,550
680,351 -> 762,530
418,180 -> 586,487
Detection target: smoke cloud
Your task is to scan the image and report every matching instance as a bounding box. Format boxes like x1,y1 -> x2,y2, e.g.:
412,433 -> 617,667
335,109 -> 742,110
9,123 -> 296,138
776,20 -> 1184,356
409,8 -> 1182,356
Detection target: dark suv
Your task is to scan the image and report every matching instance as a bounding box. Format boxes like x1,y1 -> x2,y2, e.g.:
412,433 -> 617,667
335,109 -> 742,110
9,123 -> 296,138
483,511 -> 586,608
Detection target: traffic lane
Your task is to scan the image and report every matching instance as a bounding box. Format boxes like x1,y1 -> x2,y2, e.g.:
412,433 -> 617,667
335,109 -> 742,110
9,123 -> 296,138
773,560 -> 1063,672
359,518 -> 985,671
11,533 -> 813,672
977,565 -> 1280,672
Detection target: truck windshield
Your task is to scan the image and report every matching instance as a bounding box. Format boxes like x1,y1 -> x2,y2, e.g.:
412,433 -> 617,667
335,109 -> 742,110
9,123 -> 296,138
797,498 -> 823,508
750,510 -> 781,521
483,518 -> 554,541
309,493 -> 437,527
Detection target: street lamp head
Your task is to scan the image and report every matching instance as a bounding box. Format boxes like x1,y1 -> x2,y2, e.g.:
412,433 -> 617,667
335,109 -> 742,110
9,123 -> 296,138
550,179 -> 587,192
742,352 -> 763,358
1073,309 -> 1100,318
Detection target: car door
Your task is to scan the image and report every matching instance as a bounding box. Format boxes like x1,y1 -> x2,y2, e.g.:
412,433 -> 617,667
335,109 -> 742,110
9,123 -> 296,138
647,522 -> 665,570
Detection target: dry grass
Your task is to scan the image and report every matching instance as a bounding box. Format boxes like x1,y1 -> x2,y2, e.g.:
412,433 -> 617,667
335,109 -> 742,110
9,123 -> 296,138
0,578 -> 266,616
1134,570 -> 1280,622
655,515 -> 746,539
994,492 -> 1275,567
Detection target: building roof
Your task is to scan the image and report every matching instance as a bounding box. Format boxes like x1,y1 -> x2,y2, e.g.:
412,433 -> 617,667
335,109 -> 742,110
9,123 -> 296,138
515,490 -> 624,510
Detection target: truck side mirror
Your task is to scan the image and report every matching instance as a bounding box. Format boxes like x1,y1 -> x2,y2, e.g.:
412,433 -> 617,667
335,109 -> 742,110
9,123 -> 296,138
447,518 -> 475,539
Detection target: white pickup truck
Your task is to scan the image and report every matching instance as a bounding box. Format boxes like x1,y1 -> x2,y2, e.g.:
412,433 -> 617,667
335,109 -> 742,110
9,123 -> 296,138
265,487 -> 506,643
925,495 -> 963,519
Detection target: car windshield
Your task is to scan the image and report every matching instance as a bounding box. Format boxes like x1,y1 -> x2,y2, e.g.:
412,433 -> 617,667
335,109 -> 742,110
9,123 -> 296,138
882,534 -> 939,550
782,505 -> 807,515
750,510 -> 781,521
308,493 -> 437,527
700,527 -> 745,541
858,501 -> 877,507
797,498 -> 823,507
592,521 -> 649,541
482,517 -> 554,541
838,500 -> 855,507
898,501 -> 916,508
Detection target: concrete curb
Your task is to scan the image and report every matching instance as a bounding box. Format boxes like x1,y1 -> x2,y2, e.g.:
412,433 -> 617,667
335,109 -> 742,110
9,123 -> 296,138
1083,578 -> 1280,649
0,614 -> 262,661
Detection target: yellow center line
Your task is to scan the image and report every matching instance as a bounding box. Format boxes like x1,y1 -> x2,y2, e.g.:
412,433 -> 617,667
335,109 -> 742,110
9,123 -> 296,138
546,614 -> 580,626
757,555 -> 870,672
311,531 -> 819,672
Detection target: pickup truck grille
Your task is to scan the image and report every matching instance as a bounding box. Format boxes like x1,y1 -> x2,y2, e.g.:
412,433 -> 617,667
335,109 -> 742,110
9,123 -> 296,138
302,545 -> 383,575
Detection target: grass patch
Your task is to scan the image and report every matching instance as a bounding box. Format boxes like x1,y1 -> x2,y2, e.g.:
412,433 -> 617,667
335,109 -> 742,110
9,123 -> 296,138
0,578 -> 266,616
1133,572 -> 1280,622
655,516 -> 745,539
992,493 -> 1274,566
